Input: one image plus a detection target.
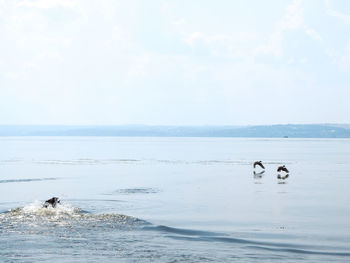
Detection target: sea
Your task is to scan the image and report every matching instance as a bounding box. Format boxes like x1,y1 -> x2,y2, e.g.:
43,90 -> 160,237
0,137 -> 349,262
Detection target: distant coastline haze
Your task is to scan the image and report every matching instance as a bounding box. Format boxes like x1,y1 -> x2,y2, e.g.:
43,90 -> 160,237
1,124 -> 350,138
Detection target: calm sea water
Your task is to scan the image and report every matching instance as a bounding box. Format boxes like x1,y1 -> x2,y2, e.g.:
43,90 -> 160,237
0,137 -> 350,262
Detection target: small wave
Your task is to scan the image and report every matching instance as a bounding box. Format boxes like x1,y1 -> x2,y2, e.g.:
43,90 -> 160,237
34,158 -> 141,165
155,159 -> 293,166
144,225 -> 225,237
31,158 -> 293,167
146,225 -> 350,257
156,159 -> 251,165
112,188 -> 161,195
246,245 -> 350,257
196,160 -> 250,165
0,159 -> 22,164
0,178 -> 58,184
66,198 -> 125,203
35,159 -> 99,165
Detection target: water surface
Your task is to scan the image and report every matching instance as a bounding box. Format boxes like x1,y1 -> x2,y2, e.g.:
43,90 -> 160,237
1,137 -> 350,262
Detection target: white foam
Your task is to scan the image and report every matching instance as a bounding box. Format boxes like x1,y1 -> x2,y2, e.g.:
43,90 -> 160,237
12,200 -> 80,219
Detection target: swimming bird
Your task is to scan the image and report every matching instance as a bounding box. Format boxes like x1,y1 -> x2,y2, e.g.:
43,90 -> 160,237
43,197 -> 60,208
277,165 -> 289,173
253,161 -> 265,169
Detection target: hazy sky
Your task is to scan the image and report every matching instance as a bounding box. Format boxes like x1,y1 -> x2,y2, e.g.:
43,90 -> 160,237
0,0 -> 350,125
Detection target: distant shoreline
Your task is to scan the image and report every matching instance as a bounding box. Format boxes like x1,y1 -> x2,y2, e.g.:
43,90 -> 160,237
1,124 -> 350,138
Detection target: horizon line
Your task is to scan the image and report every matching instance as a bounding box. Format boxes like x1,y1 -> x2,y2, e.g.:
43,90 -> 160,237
0,123 -> 349,127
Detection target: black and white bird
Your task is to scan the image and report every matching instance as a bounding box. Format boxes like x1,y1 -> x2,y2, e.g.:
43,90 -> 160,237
277,165 -> 289,182
253,161 -> 265,170
277,165 -> 289,173
43,197 -> 61,208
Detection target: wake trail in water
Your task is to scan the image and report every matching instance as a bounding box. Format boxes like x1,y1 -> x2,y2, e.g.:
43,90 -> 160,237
0,177 -> 58,184
2,202 -> 350,259
145,225 -> 350,257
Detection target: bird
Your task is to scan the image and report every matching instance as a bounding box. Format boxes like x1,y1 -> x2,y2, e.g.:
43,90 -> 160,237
277,165 -> 289,173
253,161 -> 265,169
43,197 -> 60,208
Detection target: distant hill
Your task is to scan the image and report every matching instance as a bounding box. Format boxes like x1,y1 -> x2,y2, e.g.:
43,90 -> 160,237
0,124 -> 350,138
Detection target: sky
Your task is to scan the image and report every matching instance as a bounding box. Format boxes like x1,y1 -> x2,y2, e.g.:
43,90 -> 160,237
0,0 -> 350,125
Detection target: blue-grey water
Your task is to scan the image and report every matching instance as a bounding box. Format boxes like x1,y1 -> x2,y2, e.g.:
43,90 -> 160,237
0,137 -> 350,262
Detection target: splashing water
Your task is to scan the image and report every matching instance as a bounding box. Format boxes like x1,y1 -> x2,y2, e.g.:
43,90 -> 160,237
0,201 -> 147,234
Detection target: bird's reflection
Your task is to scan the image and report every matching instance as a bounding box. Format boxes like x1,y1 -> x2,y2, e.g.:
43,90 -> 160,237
277,173 -> 289,184
253,170 -> 265,179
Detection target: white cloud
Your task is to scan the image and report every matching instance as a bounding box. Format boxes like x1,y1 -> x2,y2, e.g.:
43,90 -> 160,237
11,13 -> 36,23
325,48 -> 338,59
1,0 -> 350,125
23,61 -> 39,70
16,0 -> 76,9
324,41 -> 350,71
327,9 -> 350,24
170,15 -> 258,61
39,50 -> 62,61
172,18 -> 186,28
4,71 -> 19,79
38,36 -> 73,47
179,30 -> 258,61
300,57 -> 308,64
127,53 -> 152,78
325,0 -> 350,24
184,32 -> 232,46
279,0 -> 304,30
305,28 -> 322,41
255,0 -> 304,58
339,41 -> 350,70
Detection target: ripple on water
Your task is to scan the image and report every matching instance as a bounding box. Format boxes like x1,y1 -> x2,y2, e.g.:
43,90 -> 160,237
0,178 -> 58,184
111,187 -> 161,195
34,158 -> 141,165
1,203 -> 350,262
